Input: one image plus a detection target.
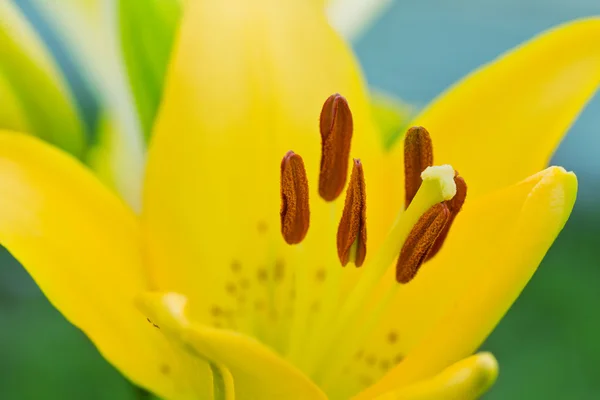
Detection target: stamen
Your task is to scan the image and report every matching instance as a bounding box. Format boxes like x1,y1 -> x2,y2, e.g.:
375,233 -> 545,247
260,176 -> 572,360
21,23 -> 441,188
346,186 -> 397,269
319,93 -> 354,201
396,202 -> 450,283
426,173 -> 468,260
301,165 -> 457,375
404,126 -> 433,208
337,159 -> 367,267
280,151 -> 310,244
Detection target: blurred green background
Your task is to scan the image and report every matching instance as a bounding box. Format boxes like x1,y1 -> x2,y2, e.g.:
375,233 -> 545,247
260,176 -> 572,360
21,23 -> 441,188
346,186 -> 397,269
1,0 -> 599,399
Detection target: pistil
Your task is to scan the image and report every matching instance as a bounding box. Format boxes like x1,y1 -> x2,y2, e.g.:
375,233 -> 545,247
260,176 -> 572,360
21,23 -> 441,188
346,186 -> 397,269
426,173 -> 467,260
303,165 -> 458,376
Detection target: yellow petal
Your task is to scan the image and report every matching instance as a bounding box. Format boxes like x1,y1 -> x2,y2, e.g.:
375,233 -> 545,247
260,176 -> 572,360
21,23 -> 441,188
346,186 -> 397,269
396,18 -> 600,198
137,292 -> 327,400
354,166 -> 577,398
0,132 -> 205,399
142,0 -> 385,345
372,352 -> 498,400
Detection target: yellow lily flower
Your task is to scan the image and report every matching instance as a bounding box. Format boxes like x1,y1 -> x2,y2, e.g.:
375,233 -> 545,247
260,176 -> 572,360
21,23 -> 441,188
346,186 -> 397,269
0,1 -> 597,398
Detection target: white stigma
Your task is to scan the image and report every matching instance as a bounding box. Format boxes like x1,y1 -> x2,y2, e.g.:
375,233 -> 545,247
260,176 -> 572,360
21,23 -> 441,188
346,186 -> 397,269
421,164 -> 457,201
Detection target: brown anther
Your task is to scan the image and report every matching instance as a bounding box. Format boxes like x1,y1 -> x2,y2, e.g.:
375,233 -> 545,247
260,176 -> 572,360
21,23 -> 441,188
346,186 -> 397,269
337,159 -> 367,267
426,173 -> 467,260
280,151 -> 310,244
404,126 -> 433,208
319,93 -> 354,201
396,203 -> 450,283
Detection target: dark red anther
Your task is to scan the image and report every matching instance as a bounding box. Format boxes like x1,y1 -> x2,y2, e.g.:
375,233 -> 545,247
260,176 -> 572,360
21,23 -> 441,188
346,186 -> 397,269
404,126 -> 433,208
425,173 -> 467,260
337,159 -> 367,267
396,203 -> 450,283
280,151 -> 310,244
319,93 -> 354,201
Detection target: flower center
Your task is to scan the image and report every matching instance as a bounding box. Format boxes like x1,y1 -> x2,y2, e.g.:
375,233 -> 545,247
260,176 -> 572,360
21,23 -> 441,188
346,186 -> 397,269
279,99 -> 467,283
277,95 -> 469,396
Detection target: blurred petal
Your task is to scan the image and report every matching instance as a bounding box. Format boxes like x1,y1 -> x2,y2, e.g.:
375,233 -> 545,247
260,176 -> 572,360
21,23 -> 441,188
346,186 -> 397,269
369,89 -> 416,150
0,132 -> 204,399
0,1 -> 85,156
119,0 -> 181,137
142,0 -> 384,338
371,353 -> 498,400
327,0 -> 394,41
0,69 -> 29,132
85,113 -> 121,192
27,0 -> 112,88
211,362 -> 236,400
355,167 -> 577,398
85,112 -> 146,205
29,0 -> 146,210
137,292 -> 327,400
393,18 -> 600,198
